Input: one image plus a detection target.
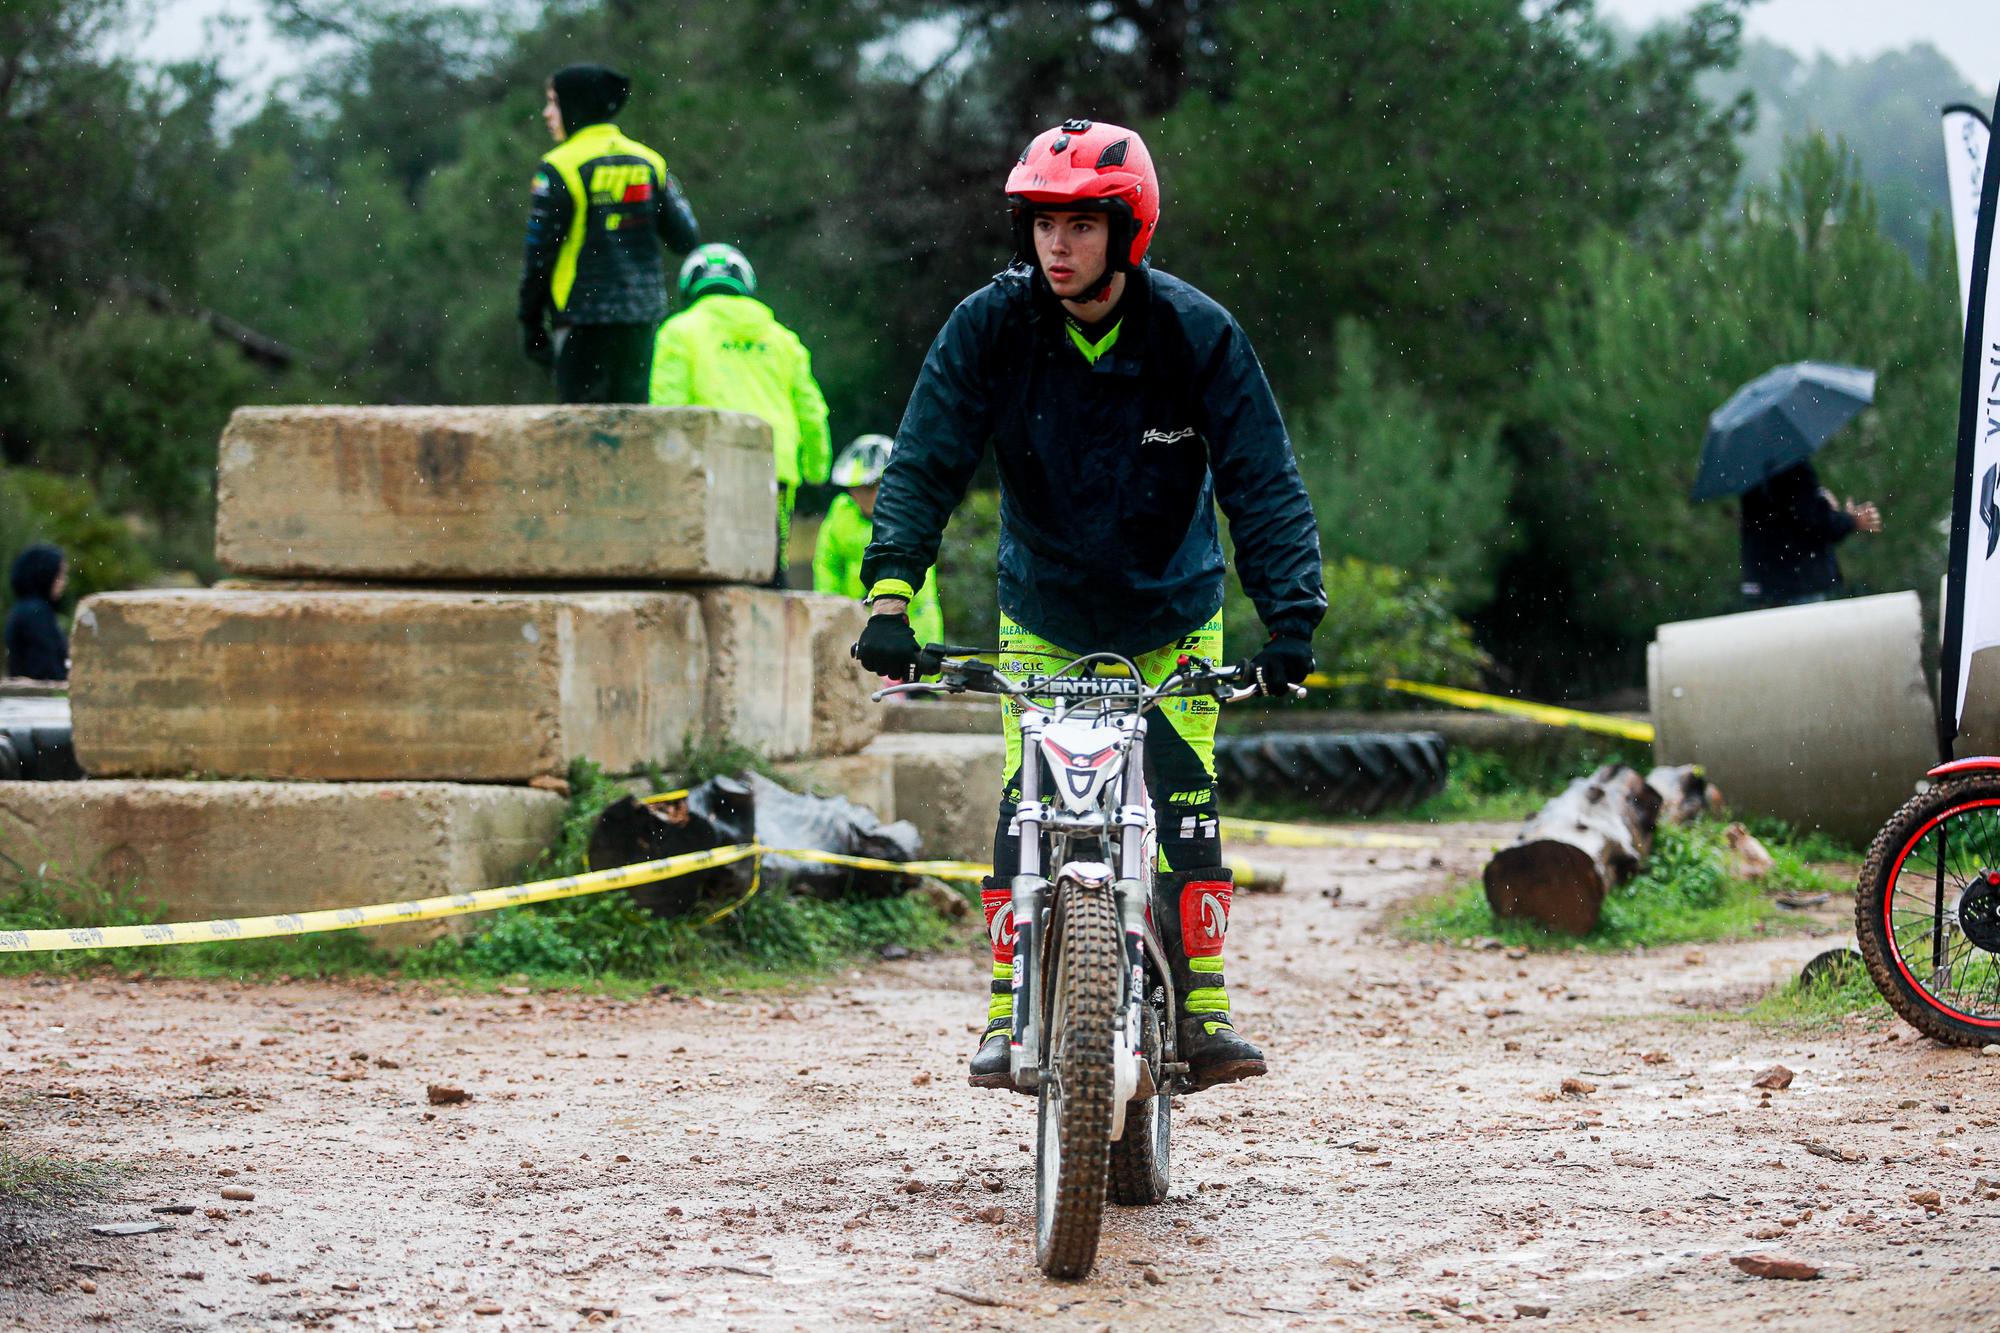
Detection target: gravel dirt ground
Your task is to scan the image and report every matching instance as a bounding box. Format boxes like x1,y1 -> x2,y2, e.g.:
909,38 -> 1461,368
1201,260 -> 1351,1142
3,822 -> 1998,1331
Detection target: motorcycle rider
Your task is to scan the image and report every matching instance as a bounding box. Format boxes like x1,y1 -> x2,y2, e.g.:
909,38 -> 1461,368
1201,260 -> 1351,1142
518,63 -> 701,403
852,120 -> 1325,1091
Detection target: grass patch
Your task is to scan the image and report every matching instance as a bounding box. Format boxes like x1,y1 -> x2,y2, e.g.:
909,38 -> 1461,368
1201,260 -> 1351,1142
0,758 -> 972,991
1395,820 -> 1841,952
1742,952 -> 1889,1026
0,1151 -> 113,1207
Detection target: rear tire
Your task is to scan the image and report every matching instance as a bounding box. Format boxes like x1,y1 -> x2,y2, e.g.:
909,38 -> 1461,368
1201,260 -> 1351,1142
1033,882 -> 1121,1279
1107,999 -> 1170,1206
1856,776 -> 2000,1047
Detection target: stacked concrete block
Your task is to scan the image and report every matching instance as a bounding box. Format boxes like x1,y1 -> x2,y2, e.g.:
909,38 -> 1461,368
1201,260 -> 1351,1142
71,589 -> 709,782
215,406 -> 776,583
0,780 -> 562,944
52,405 -> 902,926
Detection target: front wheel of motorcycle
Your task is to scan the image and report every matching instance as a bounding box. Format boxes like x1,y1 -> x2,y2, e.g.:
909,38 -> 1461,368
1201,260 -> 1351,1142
1033,880 -> 1119,1278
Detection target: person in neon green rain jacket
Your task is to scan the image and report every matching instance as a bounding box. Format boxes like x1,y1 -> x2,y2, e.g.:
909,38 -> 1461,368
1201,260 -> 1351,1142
650,244 -> 830,583
815,435 -> 944,645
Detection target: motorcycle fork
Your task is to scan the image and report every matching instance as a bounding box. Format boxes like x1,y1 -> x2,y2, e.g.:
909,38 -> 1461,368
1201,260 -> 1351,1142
1009,709 -> 1051,1090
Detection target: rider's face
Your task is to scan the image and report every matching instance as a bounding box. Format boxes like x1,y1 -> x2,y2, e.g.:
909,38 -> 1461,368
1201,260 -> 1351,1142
1033,211 -> 1111,301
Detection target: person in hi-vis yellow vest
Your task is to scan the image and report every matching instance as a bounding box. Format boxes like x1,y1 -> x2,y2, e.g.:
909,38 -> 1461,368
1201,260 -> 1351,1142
651,244 -> 830,583
518,63 -> 700,402
814,434 -> 943,644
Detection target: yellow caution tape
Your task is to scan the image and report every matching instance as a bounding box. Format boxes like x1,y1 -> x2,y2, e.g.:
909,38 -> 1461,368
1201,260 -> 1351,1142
0,841 -> 993,956
0,813 -> 1486,953
1307,673 -> 1654,743
0,843 -> 762,955
1219,816 -> 1445,850
774,847 -> 991,882
950,660 -> 1652,743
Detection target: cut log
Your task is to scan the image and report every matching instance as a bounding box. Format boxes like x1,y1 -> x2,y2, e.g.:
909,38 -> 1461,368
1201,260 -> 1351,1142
1483,764 -> 1663,934
1646,764 -> 1724,825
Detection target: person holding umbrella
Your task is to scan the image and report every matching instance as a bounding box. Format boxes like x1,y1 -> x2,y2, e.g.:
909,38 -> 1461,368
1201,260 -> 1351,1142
1688,362 -> 1884,609
1739,462 -> 1881,608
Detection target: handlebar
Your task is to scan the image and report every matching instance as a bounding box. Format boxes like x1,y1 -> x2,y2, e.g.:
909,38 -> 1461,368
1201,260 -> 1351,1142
868,647 -> 1308,707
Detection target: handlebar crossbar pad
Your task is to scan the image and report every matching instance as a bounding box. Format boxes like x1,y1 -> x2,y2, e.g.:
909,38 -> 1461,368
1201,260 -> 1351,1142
1022,676 -> 1145,698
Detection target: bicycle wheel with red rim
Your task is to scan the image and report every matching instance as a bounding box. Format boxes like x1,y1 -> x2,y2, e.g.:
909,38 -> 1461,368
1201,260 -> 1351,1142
1856,775 -> 2000,1046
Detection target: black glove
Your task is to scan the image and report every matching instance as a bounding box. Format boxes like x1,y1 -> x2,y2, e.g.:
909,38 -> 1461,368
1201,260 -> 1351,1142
521,322 -> 553,368
1247,636 -> 1314,697
854,612 -> 921,681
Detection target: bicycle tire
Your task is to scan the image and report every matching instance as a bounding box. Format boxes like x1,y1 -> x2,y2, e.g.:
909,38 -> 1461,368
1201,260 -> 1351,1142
1106,998 -> 1169,1206
1033,881 -> 1121,1279
1856,775 -> 2000,1047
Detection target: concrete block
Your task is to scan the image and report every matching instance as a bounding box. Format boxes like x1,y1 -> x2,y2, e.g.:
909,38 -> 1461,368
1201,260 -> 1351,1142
71,590 -> 708,781
215,405 -> 775,582
772,752 -> 898,823
796,591 -> 880,757
863,732 -> 1007,863
697,587 -> 815,760
879,696 -> 1001,736
1650,591 -> 1933,844
0,780 -> 563,944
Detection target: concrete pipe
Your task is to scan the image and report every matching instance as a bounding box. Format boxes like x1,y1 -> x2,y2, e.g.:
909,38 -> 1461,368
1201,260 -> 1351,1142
1649,591 -> 1935,845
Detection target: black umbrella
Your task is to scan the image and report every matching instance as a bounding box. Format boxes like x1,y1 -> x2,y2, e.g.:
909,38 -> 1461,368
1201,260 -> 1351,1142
1689,362 -> 1876,502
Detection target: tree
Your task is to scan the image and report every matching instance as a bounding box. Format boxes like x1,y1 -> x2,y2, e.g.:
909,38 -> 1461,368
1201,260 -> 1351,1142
1521,134 -> 1958,652
1159,0 -> 1754,406
1289,319 -> 1512,610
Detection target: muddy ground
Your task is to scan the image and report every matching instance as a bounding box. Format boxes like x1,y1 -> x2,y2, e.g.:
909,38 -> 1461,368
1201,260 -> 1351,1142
2,823 -> 1997,1331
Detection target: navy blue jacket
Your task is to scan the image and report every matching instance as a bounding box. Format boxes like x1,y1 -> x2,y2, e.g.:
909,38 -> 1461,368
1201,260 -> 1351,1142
862,264 -> 1326,657
1740,462 -> 1855,604
5,545 -> 67,681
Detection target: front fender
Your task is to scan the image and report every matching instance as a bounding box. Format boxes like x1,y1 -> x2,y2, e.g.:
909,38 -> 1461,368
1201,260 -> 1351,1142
1929,757 -> 2000,779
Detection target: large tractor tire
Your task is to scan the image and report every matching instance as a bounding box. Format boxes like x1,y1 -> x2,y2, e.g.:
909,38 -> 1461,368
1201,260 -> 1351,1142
1212,731 -> 1447,815
0,721 -> 82,781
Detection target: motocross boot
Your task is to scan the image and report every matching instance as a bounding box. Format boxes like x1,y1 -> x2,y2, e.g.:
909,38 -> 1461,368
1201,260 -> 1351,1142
1155,867 -> 1267,1091
968,878 -> 1016,1089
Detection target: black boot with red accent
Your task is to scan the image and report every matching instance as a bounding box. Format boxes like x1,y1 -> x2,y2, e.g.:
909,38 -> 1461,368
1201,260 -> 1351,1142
1153,867 -> 1266,1090
968,878 -> 1016,1089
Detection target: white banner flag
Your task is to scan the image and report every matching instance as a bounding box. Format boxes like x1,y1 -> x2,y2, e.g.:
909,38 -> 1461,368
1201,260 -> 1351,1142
1945,104 -> 1992,325
1942,91 -> 2000,743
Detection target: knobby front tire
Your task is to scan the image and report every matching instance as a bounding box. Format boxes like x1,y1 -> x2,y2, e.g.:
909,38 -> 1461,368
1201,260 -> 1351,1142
1033,882 -> 1121,1279
1856,776 -> 2000,1046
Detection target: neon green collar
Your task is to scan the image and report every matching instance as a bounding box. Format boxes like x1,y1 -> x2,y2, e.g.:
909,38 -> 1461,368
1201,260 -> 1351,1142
1066,317 -> 1123,366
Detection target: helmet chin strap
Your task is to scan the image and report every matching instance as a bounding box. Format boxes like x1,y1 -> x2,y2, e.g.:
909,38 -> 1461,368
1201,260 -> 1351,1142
1067,261 -> 1117,309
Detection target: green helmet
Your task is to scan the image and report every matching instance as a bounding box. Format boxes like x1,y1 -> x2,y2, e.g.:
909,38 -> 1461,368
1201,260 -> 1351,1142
677,243 -> 757,299
831,433 -> 895,488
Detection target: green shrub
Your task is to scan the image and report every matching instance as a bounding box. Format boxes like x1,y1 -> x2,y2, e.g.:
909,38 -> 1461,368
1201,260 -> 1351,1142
0,466 -> 155,606
1289,319 -> 1514,610
1224,556 -> 1489,695
934,487 -> 1000,648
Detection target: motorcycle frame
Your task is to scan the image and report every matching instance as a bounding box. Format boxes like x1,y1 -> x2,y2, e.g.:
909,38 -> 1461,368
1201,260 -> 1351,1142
1005,694 -> 1182,1103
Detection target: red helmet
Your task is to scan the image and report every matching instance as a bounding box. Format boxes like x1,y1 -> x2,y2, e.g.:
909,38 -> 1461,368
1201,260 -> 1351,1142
1005,119 -> 1161,277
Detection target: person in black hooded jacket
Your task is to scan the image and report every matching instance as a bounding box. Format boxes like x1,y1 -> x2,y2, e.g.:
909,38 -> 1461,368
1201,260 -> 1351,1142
518,63 -> 701,402
5,544 -> 68,682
